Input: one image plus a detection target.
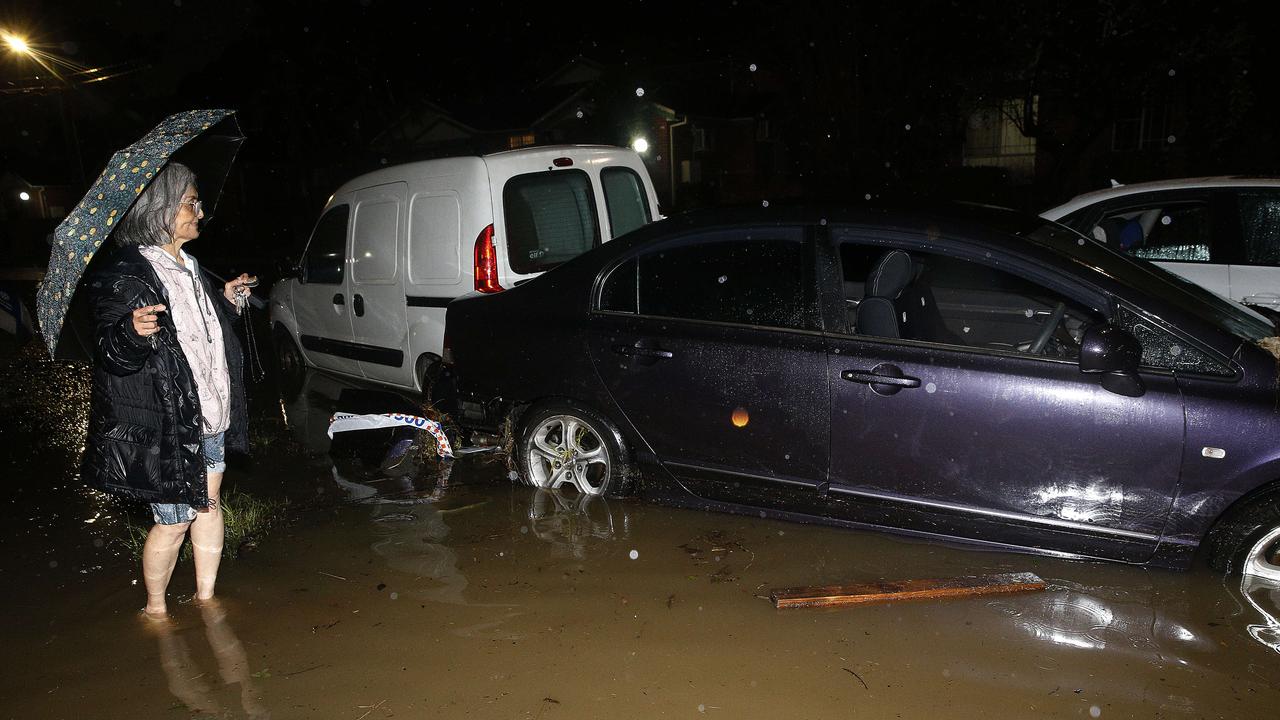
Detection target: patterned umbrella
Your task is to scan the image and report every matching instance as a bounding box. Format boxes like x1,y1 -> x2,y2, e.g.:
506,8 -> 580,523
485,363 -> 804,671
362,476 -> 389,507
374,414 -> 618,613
36,108 -> 245,356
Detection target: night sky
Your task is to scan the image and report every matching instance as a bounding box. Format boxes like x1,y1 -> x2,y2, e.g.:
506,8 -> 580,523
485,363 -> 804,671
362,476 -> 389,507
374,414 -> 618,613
3,0 -> 1276,272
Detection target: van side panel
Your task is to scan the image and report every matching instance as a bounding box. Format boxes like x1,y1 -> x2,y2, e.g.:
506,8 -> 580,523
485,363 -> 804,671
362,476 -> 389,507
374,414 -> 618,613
404,159 -> 492,388
350,182 -> 411,385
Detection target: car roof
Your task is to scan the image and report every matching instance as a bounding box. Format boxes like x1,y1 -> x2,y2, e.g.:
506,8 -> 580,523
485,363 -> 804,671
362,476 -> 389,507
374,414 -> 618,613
1042,176 -> 1280,220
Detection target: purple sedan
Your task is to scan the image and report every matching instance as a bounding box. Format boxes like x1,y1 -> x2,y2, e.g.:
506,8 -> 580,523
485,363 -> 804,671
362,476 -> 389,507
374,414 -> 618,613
440,206 -> 1280,574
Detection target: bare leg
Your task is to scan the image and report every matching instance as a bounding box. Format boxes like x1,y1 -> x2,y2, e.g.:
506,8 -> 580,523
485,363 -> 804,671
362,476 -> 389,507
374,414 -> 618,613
142,520 -> 192,617
191,471 -> 225,600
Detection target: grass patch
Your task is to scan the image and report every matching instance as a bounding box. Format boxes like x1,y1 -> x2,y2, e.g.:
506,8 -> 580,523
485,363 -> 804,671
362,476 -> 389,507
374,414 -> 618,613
118,490 -> 290,561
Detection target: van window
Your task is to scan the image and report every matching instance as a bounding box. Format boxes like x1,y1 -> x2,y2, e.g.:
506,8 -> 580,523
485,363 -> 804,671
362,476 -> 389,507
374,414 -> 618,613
304,205 -> 349,285
503,170 -> 600,274
352,199 -> 399,282
408,194 -> 462,283
602,167 -> 651,238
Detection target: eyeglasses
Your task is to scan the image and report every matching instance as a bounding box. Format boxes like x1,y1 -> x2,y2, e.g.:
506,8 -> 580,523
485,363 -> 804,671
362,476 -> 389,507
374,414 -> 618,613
178,198 -> 204,215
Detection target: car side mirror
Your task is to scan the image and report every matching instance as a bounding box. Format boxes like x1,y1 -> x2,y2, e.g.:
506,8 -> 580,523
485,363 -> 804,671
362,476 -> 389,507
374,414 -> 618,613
280,258 -> 304,284
1080,324 -> 1145,397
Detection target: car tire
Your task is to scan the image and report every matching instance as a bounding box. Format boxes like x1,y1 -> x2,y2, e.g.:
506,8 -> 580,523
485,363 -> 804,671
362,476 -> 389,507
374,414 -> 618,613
1204,486 -> 1280,579
273,327 -> 305,396
516,401 -> 630,497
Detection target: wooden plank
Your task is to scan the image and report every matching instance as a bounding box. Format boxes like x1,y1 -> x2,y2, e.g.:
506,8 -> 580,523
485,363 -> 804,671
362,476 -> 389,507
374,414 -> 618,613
769,572 -> 1046,609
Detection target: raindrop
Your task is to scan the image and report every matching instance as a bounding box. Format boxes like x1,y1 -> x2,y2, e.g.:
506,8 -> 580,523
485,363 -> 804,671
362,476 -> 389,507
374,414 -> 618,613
762,200 -> 770,208
380,158 -> 388,165
635,87 -> 645,97
1167,69 -> 1176,77
390,592 -> 399,600
1161,215 -> 1173,225
20,129 -> 28,136
629,549 -> 639,560
820,218 -> 828,225
759,511 -> 766,518
925,382 -> 937,394
508,470 -> 520,481
717,275 -> 728,284
1077,238 -> 1086,245
520,525 -> 529,534
49,560 -> 58,568
864,193 -> 872,200
576,110 -> 584,119
904,124 -> 912,131
698,704 -> 707,713
93,538 -> 103,548
1090,707 -> 1101,718
749,63 -> 758,72
1170,345 -> 1183,357
1167,135 -> 1176,144
942,668 -> 951,677
885,161 -> 892,168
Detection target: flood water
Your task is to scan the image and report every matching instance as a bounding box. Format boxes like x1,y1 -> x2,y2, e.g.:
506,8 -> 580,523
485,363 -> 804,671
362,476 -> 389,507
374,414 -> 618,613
2,351 -> 1278,719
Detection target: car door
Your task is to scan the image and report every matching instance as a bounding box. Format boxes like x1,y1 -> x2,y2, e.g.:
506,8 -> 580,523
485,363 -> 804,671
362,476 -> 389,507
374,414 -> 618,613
588,227 -> 830,511
1230,188 -> 1280,311
821,229 -> 1186,563
294,202 -> 361,376
349,182 -> 411,385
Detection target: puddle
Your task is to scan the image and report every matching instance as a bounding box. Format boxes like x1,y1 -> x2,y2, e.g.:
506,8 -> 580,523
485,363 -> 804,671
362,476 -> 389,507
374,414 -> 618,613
1,360 -> 1278,718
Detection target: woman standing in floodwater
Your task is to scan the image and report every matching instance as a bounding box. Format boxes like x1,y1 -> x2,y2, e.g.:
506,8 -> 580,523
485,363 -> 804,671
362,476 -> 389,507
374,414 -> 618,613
81,162 -> 254,618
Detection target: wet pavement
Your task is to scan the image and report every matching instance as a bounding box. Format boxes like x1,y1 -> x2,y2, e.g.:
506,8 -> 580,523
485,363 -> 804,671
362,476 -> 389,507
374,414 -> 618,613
2,349 -> 1278,719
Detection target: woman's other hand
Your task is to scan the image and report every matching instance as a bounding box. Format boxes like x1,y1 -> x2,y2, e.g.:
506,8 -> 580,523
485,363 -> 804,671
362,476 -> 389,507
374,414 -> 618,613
223,273 -> 255,305
131,304 -> 166,337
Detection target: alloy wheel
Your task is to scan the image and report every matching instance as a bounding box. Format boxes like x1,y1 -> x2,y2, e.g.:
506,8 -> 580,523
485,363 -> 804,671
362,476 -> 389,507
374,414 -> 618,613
525,414 -> 612,495
1243,525 -> 1280,582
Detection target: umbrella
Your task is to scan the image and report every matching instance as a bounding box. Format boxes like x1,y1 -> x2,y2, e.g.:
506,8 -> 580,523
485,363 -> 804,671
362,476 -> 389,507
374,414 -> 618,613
36,108 -> 246,357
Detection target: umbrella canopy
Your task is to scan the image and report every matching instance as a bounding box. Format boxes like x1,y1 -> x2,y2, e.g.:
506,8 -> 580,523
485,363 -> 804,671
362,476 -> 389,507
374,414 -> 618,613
36,108 -> 245,357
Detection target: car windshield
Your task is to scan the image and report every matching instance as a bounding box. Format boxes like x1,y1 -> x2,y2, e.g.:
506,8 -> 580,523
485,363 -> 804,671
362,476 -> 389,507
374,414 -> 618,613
1024,220 -> 1276,343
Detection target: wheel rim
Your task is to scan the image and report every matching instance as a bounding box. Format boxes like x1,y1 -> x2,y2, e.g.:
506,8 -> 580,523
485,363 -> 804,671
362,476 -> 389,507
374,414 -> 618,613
526,414 -> 611,496
1243,525 -> 1280,582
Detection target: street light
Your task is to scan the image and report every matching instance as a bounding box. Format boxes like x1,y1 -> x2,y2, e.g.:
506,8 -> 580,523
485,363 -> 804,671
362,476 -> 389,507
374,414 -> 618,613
632,137 -> 650,154
3,32 -> 30,55
18,191 -> 30,201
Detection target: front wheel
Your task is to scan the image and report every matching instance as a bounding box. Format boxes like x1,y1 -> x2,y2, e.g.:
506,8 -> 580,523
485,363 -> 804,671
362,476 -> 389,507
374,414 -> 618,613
1204,490 -> 1280,580
517,402 -> 627,497
273,327 -> 305,397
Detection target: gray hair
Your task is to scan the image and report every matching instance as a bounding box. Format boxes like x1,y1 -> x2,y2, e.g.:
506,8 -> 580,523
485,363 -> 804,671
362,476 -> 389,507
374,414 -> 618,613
115,162 -> 198,247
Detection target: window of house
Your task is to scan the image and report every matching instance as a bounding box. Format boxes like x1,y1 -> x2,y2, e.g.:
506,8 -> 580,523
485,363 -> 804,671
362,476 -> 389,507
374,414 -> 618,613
1091,202 -> 1213,262
837,242 -> 1102,360
1238,190 -> 1280,265
601,167 -> 651,239
1112,97 -> 1171,152
599,234 -> 808,329
503,170 -> 600,274
507,133 -> 536,150
303,205 -> 349,285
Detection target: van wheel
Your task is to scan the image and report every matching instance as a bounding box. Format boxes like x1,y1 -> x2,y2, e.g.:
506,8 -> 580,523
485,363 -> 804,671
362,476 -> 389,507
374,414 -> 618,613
517,402 -> 628,497
273,328 -> 305,395
1204,488 -> 1280,580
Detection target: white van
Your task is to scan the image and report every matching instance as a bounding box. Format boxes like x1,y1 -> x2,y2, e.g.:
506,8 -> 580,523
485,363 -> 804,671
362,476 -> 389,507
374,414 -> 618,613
269,145 -> 662,393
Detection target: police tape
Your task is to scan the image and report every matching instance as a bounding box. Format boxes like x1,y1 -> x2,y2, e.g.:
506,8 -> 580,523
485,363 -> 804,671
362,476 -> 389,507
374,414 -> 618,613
327,411 -> 454,459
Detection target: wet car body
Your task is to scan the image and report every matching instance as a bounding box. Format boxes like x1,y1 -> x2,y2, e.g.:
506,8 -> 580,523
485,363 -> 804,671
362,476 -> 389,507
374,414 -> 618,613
441,206 -> 1280,569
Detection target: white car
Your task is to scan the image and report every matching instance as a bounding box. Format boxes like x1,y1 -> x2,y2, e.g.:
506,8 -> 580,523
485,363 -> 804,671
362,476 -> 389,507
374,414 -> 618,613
1042,177 -> 1280,313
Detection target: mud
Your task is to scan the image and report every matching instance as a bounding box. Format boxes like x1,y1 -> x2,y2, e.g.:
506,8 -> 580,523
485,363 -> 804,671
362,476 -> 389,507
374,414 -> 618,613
1,357 -> 1277,718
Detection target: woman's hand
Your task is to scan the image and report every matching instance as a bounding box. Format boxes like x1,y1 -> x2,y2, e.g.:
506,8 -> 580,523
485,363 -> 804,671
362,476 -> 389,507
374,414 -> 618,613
131,304 -> 166,337
223,274 -> 256,305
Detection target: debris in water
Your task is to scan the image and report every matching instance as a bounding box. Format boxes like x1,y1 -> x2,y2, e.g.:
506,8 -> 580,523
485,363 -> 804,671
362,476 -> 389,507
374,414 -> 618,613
327,411 -> 453,458
770,572 -> 1046,609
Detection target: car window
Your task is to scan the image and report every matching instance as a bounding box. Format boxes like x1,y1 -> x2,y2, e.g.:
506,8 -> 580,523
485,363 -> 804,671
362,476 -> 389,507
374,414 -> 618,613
1090,201 -> 1213,262
599,234 -> 809,329
601,167 -> 651,238
303,205 -> 349,285
837,242 -> 1103,360
503,170 -> 600,275
1238,190 -> 1280,266
1114,305 -> 1234,377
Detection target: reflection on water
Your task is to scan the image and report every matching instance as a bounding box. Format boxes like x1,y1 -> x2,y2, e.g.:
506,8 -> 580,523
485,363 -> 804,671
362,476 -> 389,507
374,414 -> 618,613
1242,576 -> 1280,654
528,488 -> 633,560
152,601 -> 268,719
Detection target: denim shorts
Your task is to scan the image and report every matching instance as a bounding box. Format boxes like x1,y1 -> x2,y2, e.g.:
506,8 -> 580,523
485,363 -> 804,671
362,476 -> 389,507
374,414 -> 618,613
151,432 -> 225,525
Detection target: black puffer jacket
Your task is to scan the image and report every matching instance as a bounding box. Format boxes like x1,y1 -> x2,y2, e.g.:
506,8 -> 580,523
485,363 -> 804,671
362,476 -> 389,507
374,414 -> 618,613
80,245 -> 248,506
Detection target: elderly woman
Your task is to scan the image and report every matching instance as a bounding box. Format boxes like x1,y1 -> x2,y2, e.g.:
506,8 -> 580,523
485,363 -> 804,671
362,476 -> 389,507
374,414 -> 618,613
82,162 -> 254,618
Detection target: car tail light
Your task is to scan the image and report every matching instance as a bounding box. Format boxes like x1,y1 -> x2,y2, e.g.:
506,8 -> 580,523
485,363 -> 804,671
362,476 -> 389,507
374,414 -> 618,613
473,223 -> 503,293
441,331 -> 453,365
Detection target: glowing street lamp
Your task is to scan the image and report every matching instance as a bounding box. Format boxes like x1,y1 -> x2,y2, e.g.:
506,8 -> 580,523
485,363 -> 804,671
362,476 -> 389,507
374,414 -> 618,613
3,32 -> 31,56
631,137 -> 650,154
18,191 -> 30,201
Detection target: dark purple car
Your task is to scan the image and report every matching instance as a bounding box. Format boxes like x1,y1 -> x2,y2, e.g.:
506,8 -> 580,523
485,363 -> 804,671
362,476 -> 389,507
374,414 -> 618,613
440,206 -> 1280,572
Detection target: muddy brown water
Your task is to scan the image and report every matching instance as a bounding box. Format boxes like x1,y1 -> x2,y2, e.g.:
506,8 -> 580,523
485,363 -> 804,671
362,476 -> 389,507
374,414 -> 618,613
1,356 -> 1277,719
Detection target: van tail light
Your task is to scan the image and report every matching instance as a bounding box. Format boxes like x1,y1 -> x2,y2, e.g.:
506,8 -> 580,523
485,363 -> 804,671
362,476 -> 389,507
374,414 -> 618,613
473,223 -> 503,294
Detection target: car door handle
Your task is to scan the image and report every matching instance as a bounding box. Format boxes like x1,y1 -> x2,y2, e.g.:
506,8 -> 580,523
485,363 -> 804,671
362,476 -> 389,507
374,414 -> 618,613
353,294 -> 365,317
332,293 -> 344,305
612,343 -> 674,359
841,370 -> 919,387
1243,294 -> 1280,308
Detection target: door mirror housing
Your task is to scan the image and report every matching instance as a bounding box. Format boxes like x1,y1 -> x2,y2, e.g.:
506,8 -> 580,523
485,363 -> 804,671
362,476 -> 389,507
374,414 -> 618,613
1080,324 -> 1145,397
